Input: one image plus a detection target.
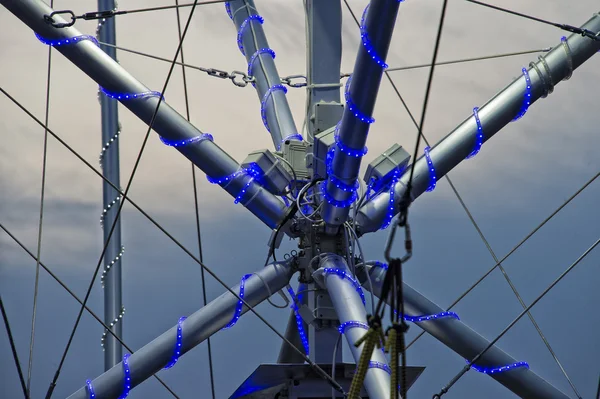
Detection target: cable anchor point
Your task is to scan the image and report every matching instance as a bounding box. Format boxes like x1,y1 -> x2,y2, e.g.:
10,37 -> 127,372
229,70 -> 253,87
43,10 -> 76,28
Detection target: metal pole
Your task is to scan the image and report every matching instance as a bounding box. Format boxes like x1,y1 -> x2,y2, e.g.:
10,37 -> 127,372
305,0 -> 343,143
97,0 -> 123,370
67,260 -> 295,399
0,0 -> 287,229
358,265 -> 569,399
317,255 -> 392,399
321,0 -> 401,232
227,0 -> 300,150
356,15 -> 600,234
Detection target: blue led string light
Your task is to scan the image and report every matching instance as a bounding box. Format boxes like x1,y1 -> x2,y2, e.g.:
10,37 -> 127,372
119,354 -> 131,399
333,122 -> 368,157
287,286 -> 310,356
225,1 -> 233,20
338,320 -> 369,334
360,5 -> 388,69
380,169 -> 402,230
466,107 -> 483,159
321,181 -> 359,208
261,84 -> 287,132
424,146 -> 437,192
512,67 -> 532,121
468,360 -> 529,374
248,48 -> 276,81
35,32 -> 99,47
323,268 -> 366,305
159,133 -> 213,147
222,274 -> 253,330
237,15 -> 264,55
86,379 -> 96,399
99,87 -> 163,101
344,76 -> 375,124
369,361 -> 392,374
164,316 -> 187,369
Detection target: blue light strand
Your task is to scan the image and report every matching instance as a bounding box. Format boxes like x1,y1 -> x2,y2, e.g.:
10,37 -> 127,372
35,32 -> 99,47
119,354 -> 131,399
237,15 -> 264,55
99,87 -> 163,101
424,146 -> 437,192
404,311 -> 460,323
344,75 -> 375,124
369,361 -> 392,374
326,148 -> 360,193
248,48 -> 276,81
159,133 -> 214,147
321,181 -> 359,208
512,67 -> 532,121
206,163 -> 263,204
338,320 -> 369,334
164,316 -> 187,369
360,5 -> 388,69
380,169 -> 402,230
334,122 -> 368,157
323,268 -> 366,305
225,1 -> 233,20
468,360 -> 529,375
261,84 -> 287,133
466,107 -> 483,159
222,274 -> 253,330
287,286 -> 310,356
86,379 -> 96,399
281,133 -> 303,143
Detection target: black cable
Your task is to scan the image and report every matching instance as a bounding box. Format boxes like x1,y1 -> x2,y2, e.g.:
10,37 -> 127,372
0,88 -> 346,396
173,1 -> 216,397
0,223 -> 180,398
1,294 -> 29,399
434,236 -> 600,398
463,0 -> 600,41
404,0 -> 449,205
27,2 -> 53,393
43,2 -> 202,397
596,373 -> 600,399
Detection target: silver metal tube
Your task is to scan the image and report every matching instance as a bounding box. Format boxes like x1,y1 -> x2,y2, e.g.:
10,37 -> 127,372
356,14 -> 600,234
67,260 -> 295,399
0,0 -> 286,229
97,0 -> 123,370
318,255 -> 392,399
227,0 -> 300,149
305,0 -> 342,143
321,0 -> 402,231
358,265 -> 569,399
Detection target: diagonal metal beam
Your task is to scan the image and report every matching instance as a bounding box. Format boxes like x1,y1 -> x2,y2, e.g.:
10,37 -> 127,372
356,13 -> 600,234
321,0 -> 402,233
227,0 -> 300,150
357,264 -> 569,399
0,0 -> 286,230
67,260 -> 295,399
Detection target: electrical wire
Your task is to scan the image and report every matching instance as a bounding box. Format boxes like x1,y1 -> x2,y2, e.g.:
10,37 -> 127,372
173,1 -> 216,397
331,333 -> 343,399
1,294 -> 29,399
434,236 -> 600,398
406,170 -> 600,351
27,3 -> 53,393
0,88 -> 346,396
0,223 -> 180,398
43,2 -> 202,397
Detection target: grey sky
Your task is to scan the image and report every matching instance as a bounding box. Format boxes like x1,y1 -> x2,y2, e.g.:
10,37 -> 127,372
1,0 -> 599,398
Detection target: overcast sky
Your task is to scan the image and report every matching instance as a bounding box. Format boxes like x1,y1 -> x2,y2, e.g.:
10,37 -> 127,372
1,0 -> 599,398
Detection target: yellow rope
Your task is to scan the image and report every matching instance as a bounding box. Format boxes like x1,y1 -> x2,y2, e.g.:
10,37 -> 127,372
348,326 -> 384,398
386,328 -> 398,399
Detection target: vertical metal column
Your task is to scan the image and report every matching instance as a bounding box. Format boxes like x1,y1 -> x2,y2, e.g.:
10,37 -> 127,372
97,0 -> 123,370
305,0 -> 343,143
